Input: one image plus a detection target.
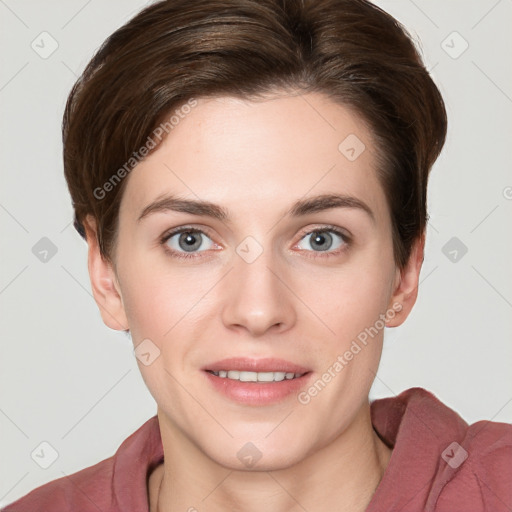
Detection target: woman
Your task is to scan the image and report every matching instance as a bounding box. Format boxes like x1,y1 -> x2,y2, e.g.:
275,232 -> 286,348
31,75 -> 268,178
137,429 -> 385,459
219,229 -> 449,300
4,0 -> 511,511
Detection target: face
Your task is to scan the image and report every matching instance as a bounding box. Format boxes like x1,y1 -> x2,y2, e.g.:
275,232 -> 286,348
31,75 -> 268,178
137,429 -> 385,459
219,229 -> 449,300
88,91 -> 422,471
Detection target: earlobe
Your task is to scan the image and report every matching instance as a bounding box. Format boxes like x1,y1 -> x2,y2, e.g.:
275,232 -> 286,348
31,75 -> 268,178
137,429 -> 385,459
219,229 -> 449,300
386,233 -> 425,328
83,215 -> 129,331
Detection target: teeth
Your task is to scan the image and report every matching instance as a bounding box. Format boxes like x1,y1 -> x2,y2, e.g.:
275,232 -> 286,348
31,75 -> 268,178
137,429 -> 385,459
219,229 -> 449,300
210,370 -> 304,382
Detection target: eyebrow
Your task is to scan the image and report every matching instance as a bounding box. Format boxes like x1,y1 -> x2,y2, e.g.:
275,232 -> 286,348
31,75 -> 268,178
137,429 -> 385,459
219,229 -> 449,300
137,193 -> 375,224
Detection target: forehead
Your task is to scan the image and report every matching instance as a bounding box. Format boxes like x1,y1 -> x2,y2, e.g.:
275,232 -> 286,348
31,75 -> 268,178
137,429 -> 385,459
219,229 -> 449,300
120,92 -> 389,225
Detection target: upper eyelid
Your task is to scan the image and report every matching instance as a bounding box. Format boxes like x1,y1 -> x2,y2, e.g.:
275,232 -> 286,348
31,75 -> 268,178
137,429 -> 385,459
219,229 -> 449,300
161,225 -> 215,242
300,224 -> 350,238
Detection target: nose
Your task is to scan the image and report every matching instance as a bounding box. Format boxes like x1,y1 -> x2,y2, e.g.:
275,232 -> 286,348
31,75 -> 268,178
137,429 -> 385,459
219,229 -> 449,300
220,246 -> 296,337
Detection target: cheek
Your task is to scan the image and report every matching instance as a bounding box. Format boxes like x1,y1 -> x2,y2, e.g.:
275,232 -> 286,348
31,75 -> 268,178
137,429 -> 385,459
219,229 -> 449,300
297,260 -> 395,347
122,267 -> 202,339
119,264 -> 205,401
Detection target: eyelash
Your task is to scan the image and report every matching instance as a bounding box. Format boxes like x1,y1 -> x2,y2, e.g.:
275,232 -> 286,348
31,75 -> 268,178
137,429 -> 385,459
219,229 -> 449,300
159,225 -> 351,261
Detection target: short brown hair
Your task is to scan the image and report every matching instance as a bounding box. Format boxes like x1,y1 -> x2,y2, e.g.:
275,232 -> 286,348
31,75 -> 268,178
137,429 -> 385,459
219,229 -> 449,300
63,0 -> 447,269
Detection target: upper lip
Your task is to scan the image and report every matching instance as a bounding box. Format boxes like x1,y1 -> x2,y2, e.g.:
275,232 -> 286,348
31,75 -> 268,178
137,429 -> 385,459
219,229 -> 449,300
203,357 -> 310,374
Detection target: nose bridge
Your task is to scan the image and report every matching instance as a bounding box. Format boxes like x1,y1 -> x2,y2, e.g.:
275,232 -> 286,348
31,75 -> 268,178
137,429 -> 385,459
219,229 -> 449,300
220,236 -> 296,335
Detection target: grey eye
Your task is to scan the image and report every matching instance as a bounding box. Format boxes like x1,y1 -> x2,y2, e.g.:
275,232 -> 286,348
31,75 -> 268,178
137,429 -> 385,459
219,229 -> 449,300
297,230 -> 346,252
165,230 -> 214,253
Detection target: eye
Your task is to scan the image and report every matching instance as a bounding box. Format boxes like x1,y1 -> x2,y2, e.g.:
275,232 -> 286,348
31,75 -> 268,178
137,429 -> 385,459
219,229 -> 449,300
160,225 -> 351,260
295,226 -> 350,257
160,227 -> 217,260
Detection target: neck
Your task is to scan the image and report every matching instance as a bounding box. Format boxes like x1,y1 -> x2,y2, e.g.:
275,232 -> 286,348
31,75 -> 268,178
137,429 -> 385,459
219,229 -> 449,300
150,404 -> 392,512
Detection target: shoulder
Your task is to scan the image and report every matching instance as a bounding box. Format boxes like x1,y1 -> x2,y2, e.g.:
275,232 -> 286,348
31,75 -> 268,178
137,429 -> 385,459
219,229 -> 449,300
2,415 -> 162,512
436,418 -> 512,511
1,457 -> 115,512
370,387 -> 512,511
412,388 -> 512,510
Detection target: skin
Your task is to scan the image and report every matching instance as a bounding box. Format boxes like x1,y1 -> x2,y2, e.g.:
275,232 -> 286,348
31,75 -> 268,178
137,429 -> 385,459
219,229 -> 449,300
84,91 -> 424,512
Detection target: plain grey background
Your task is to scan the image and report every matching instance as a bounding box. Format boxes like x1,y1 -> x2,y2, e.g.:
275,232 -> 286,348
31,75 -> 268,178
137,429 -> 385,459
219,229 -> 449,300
1,0 -> 511,506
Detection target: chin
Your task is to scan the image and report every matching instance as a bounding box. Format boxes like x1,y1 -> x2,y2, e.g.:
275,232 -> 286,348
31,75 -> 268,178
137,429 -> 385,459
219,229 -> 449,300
213,447 -> 307,472
198,430 -> 314,473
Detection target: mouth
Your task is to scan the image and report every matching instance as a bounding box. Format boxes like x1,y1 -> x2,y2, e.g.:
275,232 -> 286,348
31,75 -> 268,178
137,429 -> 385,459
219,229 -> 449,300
202,357 -> 312,405
205,370 -> 307,382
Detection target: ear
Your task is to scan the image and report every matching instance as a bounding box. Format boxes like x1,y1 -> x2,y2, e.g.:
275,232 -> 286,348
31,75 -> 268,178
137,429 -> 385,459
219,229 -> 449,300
83,215 -> 129,331
386,232 -> 425,327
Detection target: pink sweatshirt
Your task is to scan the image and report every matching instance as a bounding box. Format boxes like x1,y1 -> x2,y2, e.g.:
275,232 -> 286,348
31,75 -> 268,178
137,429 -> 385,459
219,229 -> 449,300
3,387 -> 511,511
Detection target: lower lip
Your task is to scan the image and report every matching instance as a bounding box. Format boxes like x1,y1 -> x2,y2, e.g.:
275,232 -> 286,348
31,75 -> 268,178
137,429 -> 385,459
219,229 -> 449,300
204,371 -> 312,405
